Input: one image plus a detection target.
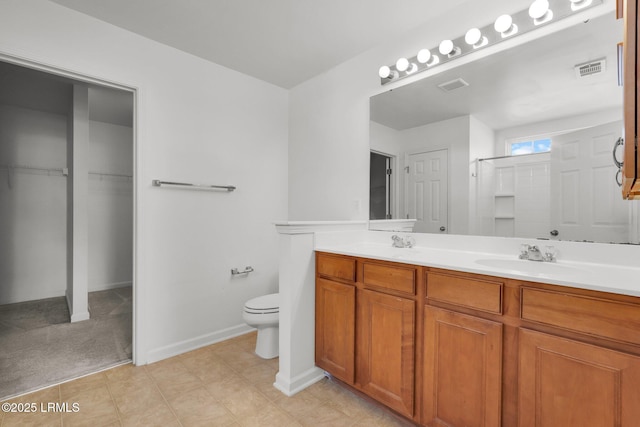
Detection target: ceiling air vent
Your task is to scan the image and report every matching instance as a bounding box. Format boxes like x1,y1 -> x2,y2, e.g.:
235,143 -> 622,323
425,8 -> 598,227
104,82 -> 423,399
438,78 -> 469,92
575,59 -> 606,78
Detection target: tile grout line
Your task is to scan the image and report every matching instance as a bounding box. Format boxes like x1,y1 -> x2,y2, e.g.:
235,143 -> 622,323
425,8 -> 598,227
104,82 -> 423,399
103,372 -> 124,427
57,385 -> 63,427
176,354 -> 246,426
143,364 -> 186,427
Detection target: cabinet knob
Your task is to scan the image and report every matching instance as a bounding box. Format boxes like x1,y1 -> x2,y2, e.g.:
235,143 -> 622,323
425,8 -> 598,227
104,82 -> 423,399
550,229 -> 559,237
440,226 -> 446,232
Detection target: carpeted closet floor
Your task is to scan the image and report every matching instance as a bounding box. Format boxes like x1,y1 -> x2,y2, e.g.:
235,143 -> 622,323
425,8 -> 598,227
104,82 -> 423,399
0,287 -> 132,401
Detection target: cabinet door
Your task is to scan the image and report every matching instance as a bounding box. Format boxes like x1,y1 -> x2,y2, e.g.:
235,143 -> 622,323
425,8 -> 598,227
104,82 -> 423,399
357,289 -> 415,417
315,278 -> 355,383
621,0 -> 640,198
422,306 -> 503,427
519,328 -> 640,427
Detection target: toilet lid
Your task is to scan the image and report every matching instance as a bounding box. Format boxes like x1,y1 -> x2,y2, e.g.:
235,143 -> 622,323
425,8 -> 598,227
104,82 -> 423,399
245,293 -> 279,311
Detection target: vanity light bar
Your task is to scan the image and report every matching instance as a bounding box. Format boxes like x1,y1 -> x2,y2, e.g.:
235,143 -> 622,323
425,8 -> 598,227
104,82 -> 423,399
378,0 -> 602,85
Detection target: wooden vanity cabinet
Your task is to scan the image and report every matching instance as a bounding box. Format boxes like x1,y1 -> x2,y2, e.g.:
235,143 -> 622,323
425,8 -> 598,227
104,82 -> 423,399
315,252 -> 640,426
518,328 -> 640,427
315,254 -> 356,383
422,271 -> 504,427
357,289 -> 415,417
620,0 -> 640,198
315,253 -> 419,419
357,260 -> 418,418
518,285 -> 640,427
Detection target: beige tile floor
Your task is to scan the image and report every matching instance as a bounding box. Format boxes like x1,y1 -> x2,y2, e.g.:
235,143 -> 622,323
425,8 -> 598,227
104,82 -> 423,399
0,332 -> 414,426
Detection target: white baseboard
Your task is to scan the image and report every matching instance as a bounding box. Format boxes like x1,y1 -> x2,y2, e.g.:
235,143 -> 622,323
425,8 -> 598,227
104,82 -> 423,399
274,366 -> 326,397
0,288 -> 66,306
65,289 -> 72,314
0,281 -> 132,306
70,311 -> 90,322
146,323 -> 255,364
88,281 -> 132,292
66,288 -> 90,322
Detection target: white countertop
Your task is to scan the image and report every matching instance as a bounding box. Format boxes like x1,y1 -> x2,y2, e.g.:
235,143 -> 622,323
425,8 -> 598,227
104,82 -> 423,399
314,232 -> 640,297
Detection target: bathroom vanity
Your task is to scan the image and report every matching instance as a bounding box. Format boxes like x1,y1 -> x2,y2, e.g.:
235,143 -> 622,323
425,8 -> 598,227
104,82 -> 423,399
314,243 -> 640,426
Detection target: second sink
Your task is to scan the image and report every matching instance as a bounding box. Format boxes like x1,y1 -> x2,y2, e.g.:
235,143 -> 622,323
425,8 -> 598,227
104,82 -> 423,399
474,258 -> 583,277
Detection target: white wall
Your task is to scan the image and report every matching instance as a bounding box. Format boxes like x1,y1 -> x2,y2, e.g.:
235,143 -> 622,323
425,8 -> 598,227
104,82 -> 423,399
0,0 -> 288,363
88,120 -> 133,291
369,121 -> 401,157
0,105 -> 68,304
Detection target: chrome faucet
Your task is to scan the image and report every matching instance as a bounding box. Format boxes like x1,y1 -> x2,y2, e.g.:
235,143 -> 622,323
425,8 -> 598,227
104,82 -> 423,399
392,235 -> 415,248
519,244 -> 556,262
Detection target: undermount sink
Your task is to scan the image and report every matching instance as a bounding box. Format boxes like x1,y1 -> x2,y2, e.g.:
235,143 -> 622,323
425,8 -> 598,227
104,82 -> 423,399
474,258 -> 583,276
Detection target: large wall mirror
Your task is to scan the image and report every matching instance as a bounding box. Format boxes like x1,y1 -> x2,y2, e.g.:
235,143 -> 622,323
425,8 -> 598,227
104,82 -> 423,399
370,10 -> 640,244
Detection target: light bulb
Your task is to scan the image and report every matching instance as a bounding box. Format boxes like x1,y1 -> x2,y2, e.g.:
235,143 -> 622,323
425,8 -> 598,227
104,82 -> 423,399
378,65 -> 399,81
465,28 -> 482,46
494,14 -> 517,37
396,57 -> 409,72
417,49 -> 431,64
466,28 -> 488,49
529,0 -> 553,24
529,0 -> 549,19
439,40 -> 454,56
378,65 -> 392,79
494,14 -> 512,33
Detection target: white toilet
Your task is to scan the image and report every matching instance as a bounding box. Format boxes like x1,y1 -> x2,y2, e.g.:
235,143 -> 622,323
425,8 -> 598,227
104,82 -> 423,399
242,293 -> 279,359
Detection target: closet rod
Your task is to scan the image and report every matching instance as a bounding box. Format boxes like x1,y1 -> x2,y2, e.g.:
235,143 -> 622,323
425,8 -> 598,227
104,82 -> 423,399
477,152 -> 548,162
152,180 -> 236,192
89,171 -> 133,179
0,164 -> 68,175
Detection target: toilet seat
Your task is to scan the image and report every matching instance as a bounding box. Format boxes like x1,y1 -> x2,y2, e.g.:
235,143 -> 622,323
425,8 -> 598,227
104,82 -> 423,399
244,293 -> 279,314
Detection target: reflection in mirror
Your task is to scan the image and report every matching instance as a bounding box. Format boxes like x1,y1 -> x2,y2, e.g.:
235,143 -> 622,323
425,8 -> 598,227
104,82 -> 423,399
370,151 -> 392,220
370,11 -> 640,244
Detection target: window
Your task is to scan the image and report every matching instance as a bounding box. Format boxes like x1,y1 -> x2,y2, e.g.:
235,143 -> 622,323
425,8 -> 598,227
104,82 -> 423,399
509,138 -> 551,156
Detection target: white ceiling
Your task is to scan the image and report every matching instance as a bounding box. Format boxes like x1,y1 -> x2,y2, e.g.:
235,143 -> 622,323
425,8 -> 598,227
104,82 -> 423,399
370,12 -> 622,131
48,0 -> 472,89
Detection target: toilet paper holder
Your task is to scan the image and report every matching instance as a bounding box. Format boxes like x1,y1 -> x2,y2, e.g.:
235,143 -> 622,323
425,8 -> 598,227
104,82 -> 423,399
231,266 -> 254,275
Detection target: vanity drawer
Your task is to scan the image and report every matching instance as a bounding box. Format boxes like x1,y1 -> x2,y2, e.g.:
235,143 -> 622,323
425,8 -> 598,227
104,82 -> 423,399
317,253 -> 356,283
521,287 -> 640,345
362,262 -> 416,295
426,272 -> 503,314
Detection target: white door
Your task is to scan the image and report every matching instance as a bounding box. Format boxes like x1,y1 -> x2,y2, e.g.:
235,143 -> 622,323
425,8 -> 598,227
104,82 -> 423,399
407,150 -> 448,233
550,121 -> 629,243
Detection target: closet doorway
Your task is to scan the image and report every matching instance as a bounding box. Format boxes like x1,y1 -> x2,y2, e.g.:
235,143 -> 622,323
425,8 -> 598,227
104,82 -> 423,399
0,60 -> 135,400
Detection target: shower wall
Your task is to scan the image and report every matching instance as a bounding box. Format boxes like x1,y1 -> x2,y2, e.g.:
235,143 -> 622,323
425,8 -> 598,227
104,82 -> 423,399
476,153 -> 551,239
